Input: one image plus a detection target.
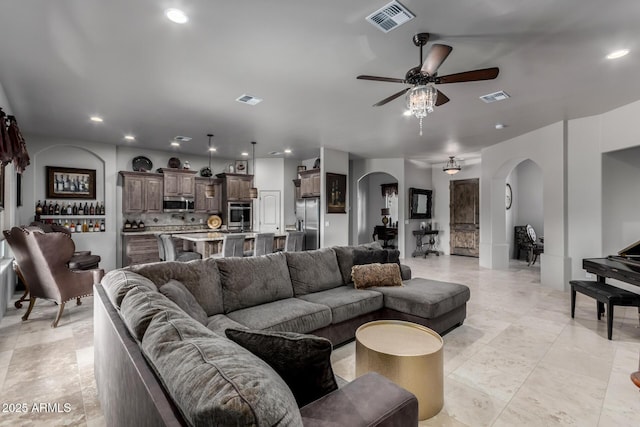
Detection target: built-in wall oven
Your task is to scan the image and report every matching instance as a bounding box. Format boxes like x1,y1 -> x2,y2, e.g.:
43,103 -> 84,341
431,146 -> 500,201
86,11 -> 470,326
227,202 -> 252,231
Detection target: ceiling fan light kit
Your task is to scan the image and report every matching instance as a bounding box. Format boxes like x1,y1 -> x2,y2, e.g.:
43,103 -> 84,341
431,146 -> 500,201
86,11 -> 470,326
406,84 -> 437,135
356,32 -> 499,135
443,156 -> 462,175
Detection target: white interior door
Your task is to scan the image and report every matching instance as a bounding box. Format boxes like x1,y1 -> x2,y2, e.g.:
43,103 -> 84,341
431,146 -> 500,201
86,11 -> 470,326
259,190 -> 281,232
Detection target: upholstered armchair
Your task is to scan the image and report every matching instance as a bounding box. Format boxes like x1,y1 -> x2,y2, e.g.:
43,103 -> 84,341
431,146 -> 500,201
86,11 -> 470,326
3,226 -> 104,327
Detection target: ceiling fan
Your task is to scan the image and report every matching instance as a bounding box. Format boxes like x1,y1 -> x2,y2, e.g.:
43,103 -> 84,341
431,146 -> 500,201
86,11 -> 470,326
357,33 -> 499,114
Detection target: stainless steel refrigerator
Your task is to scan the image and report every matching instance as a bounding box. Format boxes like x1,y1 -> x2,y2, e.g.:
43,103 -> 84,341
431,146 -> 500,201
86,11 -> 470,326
295,198 -> 320,250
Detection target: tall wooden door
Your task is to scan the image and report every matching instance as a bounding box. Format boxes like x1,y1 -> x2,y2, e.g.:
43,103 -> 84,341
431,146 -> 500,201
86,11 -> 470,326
450,179 -> 479,257
258,190 -> 281,233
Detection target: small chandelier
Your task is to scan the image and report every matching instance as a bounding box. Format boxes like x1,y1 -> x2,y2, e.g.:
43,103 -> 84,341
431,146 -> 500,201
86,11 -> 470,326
205,134 -> 215,198
443,156 -> 462,175
406,84 -> 437,136
249,141 -> 258,199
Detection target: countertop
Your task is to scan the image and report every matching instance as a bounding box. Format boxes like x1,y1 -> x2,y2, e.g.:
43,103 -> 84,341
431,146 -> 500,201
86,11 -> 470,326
174,232 -> 287,242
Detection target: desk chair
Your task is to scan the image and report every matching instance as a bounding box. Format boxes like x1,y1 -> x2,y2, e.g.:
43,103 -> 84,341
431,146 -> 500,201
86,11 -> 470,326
158,234 -> 202,262
212,234 -> 246,258
3,226 -> 104,327
373,225 -> 397,249
525,224 -> 544,266
244,233 -> 275,257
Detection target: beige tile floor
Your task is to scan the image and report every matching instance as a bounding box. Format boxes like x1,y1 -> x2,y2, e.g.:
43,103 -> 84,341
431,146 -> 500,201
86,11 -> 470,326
0,255 -> 638,426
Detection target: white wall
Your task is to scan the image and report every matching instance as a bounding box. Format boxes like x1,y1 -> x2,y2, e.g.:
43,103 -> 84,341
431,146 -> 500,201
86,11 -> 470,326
567,99 -> 640,286
515,160 -> 544,235
480,122 -> 568,290
431,158 -> 481,255
367,173 -> 396,233
321,147 -> 349,247
283,158 -> 298,228
602,147 -> 640,256
18,135 -> 119,271
404,159 -> 432,257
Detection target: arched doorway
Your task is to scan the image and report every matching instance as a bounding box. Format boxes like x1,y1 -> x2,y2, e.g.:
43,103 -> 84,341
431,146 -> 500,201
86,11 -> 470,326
356,172 -> 399,246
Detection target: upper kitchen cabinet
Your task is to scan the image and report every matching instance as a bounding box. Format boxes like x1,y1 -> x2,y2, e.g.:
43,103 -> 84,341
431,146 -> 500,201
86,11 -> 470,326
299,169 -> 320,198
216,173 -> 254,201
194,178 -> 223,213
161,169 -> 197,197
120,171 -> 163,214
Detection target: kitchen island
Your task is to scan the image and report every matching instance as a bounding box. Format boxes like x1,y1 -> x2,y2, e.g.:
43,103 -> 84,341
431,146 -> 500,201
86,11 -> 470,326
174,232 -> 287,257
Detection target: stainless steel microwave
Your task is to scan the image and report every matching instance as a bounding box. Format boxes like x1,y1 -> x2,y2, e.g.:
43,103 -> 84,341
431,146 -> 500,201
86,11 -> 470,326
163,196 -> 194,213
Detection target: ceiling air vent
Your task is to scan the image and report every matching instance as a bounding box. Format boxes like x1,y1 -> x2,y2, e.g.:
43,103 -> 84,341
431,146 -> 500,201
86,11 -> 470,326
366,1 -> 415,33
173,136 -> 192,142
479,91 -> 510,104
236,94 -> 263,106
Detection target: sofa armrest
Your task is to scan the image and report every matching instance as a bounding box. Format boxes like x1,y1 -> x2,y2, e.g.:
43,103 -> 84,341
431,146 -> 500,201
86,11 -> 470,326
300,372 -> 418,427
400,264 -> 412,281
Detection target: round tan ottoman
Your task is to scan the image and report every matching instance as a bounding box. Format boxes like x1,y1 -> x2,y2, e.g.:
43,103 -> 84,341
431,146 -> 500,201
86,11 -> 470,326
355,320 -> 443,420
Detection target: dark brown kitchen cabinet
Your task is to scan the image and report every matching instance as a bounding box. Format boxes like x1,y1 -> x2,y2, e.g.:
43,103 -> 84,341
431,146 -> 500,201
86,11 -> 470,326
194,178 -> 222,213
161,169 -> 196,197
299,169 -> 320,198
120,171 -> 163,214
216,173 -> 254,201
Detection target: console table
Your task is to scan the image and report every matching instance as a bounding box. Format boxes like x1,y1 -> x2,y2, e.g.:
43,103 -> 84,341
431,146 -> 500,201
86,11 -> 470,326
412,229 -> 440,258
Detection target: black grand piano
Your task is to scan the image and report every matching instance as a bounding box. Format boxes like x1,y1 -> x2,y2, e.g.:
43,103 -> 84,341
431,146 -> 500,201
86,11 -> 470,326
583,239 -> 640,286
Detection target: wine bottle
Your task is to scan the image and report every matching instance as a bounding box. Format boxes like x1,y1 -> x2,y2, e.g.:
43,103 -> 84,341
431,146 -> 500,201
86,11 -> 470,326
72,202 -> 78,215
66,203 -> 72,215
100,219 -> 105,232
89,202 -> 95,215
35,200 -> 42,216
48,201 -> 54,215
88,219 -> 94,232
54,202 -> 60,215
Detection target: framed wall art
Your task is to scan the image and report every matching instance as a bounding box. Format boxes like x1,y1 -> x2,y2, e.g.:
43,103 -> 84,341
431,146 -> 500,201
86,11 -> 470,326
0,164 -> 5,211
326,172 -> 346,214
234,160 -> 248,175
46,166 -> 96,199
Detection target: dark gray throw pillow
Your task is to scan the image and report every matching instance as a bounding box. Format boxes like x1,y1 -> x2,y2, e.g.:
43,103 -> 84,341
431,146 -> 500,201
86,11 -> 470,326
225,328 -> 338,407
353,248 -> 387,265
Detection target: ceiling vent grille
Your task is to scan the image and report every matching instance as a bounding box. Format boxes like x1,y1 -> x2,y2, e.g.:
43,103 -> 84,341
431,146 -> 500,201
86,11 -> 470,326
366,1 -> 415,33
479,91 -> 510,103
173,136 -> 192,142
236,94 -> 263,105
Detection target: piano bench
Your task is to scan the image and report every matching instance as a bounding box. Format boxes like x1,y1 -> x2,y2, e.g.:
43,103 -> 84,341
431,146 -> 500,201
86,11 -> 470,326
570,280 -> 640,340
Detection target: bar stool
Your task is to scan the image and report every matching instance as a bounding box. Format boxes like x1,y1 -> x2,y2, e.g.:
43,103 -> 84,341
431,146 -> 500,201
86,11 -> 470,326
245,233 -> 274,257
212,234 -> 246,258
284,231 -> 304,252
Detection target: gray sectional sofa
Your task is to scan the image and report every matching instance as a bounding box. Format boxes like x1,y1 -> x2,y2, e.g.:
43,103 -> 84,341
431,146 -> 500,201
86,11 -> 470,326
94,244 -> 470,426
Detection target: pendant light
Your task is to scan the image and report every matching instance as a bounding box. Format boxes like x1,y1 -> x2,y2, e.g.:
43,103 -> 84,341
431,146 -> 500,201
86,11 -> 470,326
249,141 -> 258,199
205,134 -> 215,198
443,156 -> 462,175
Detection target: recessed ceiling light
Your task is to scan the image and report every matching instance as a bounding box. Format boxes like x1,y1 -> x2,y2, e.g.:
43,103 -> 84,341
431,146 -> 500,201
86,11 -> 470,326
241,152 -> 249,156
165,8 -> 188,24
606,49 -> 629,59
171,142 -> 180,147
124,135 -> 135,141
90,116 -> 103,123
284,149 -> 292,154
403,110 -> 412,116
208,147 -> 217,152
495,123 -> 506,129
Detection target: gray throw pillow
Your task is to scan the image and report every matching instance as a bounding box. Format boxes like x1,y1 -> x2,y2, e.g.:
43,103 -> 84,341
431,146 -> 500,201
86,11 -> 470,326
225,328 -> 338,407
353,248 -> 387,265
160,279 -> 208,325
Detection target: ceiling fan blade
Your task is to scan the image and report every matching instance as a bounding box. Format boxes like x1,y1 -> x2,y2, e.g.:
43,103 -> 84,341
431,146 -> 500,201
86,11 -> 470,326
420,44 -> 453,76
435,90 -> 450,106
437,67 -> 499,84
373,88 -> 410,107
357,75 -> 406,84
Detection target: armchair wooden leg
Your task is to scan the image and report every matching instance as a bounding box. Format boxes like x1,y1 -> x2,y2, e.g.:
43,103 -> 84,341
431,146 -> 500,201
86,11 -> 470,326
13,265 -> 30,309
51,302 -> 66,328
22,297 -> 36,321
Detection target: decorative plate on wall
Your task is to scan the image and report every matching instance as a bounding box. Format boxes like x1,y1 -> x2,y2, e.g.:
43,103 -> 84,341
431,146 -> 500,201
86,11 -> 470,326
132,156 -> 153,172
207,215 -> 222,230
167,157 -> 181,168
